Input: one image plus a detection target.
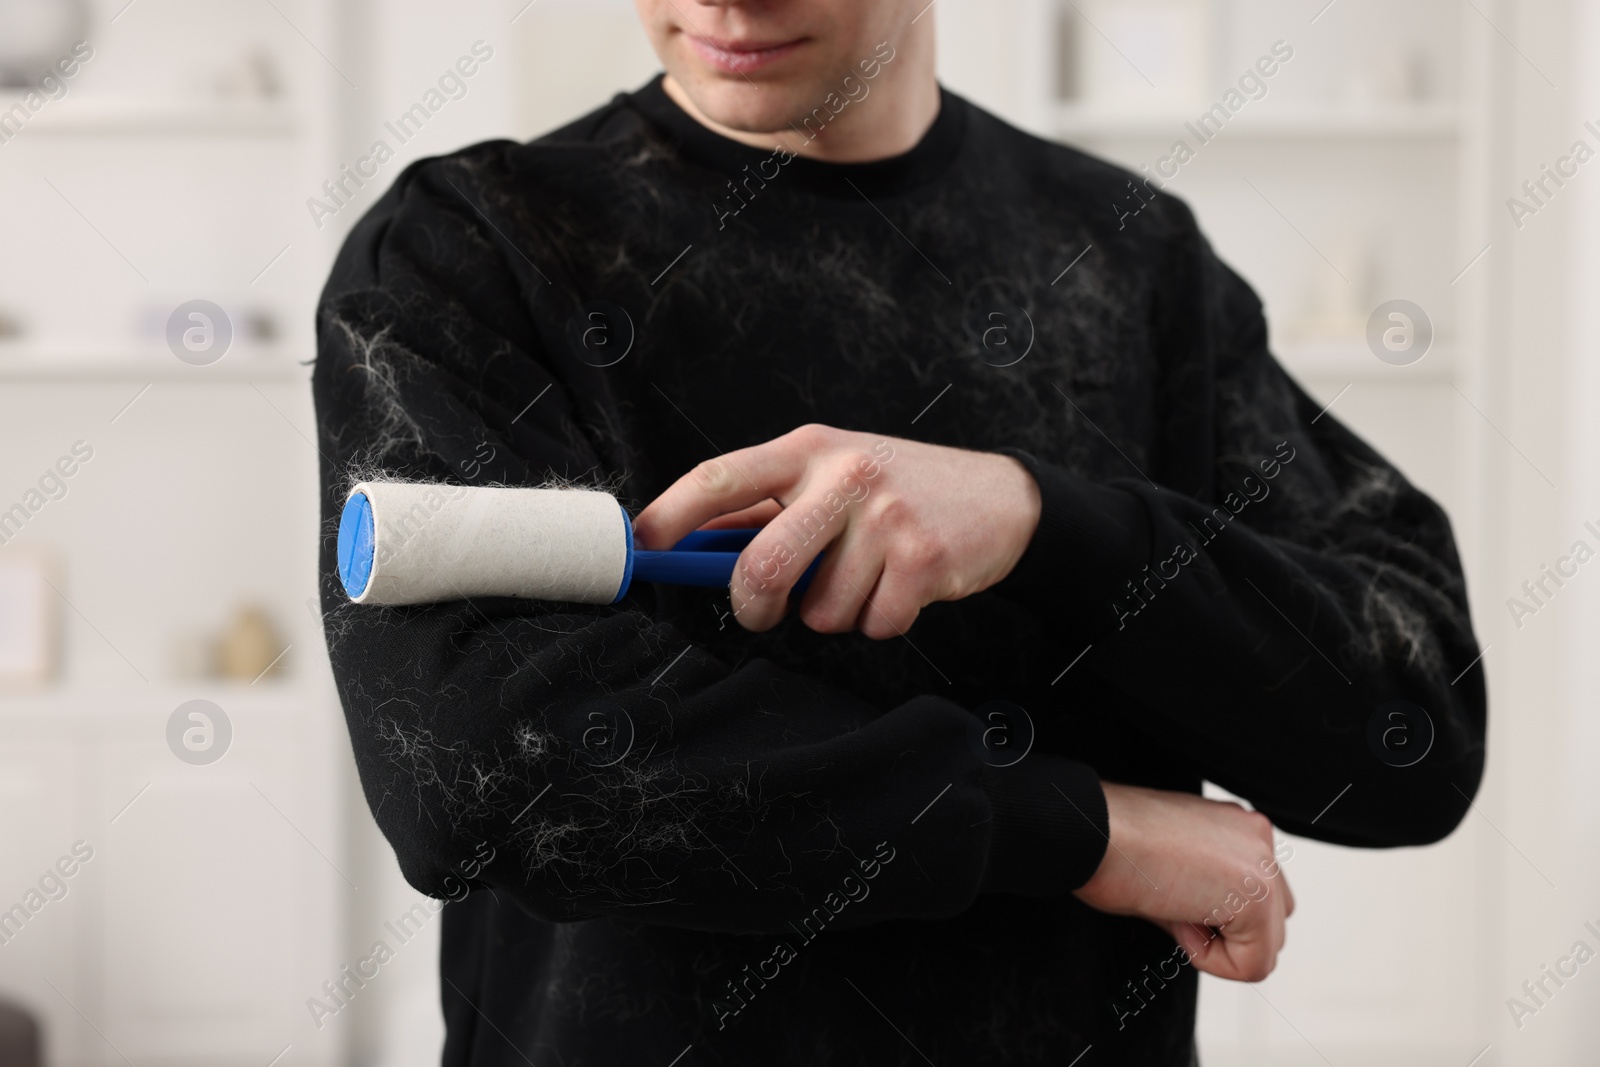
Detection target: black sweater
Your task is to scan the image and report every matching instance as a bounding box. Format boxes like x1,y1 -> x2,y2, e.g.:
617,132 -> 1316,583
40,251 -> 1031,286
313,76 -> 1486,1066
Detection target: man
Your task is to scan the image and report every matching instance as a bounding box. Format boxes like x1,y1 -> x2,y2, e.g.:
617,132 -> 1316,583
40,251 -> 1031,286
313,1 -> 1487,1063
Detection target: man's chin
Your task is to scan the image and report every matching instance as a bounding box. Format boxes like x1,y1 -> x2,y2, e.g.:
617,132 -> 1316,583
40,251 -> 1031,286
672,77 -> 817,138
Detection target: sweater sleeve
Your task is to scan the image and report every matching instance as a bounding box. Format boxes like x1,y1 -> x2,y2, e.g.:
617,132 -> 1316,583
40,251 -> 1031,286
989,223 -> 1487,849
312,150 -> 1109,933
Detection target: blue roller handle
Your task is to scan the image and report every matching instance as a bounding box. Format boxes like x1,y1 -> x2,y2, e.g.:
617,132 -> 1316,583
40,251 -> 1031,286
633,527 -> 823,597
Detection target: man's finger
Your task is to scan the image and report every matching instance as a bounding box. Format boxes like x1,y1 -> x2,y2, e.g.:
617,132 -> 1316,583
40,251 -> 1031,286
1216,905 -> 1280,983
1167,909 -> 1269,983
795,522 -> 882,634
1264,886 -> 1287,976
850,530 -> 946,639
729,489 -> 855,631
852,566 -> 925,641
1165,920 -> 1219,971
634,443 -> 808,550
699,499 -> 783,530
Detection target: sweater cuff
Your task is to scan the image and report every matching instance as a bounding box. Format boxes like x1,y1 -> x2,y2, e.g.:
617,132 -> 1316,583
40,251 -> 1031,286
980,756 -> 1109,896
989,448 -> 1152,639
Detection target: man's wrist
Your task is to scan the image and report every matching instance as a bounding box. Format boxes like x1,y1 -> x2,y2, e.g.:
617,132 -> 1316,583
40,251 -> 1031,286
1074,780 -> 1129,899
990,452 -> 1042,586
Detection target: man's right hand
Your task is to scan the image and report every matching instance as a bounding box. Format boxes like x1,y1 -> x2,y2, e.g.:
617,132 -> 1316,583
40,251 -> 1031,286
1073,782 -> 1295,982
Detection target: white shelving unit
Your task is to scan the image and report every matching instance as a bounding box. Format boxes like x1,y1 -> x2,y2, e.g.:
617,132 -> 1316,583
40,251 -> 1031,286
0,1 -> 351,1064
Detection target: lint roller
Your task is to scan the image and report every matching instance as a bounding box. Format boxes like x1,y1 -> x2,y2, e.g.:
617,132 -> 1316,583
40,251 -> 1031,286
336,482 -> 822,606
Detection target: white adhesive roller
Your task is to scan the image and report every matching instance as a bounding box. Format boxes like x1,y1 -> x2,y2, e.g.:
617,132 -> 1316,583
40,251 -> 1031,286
338,481 -> 632,606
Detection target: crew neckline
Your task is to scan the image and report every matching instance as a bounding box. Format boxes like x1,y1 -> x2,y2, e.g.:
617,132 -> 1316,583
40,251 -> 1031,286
624,73 -> 967,200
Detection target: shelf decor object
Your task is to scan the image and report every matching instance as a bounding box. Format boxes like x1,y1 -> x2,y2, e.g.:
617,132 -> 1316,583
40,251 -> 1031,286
0,0 -> 87,88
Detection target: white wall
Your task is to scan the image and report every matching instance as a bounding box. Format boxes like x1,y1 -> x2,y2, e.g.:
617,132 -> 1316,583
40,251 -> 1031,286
1562,4 -> 1600,1063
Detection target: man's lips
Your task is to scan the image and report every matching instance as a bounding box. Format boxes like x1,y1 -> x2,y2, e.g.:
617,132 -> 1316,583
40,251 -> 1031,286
685,34 -> 808,75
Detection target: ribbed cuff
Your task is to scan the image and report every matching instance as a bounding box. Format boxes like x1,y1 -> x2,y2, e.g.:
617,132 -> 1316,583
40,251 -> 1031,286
980,756 -> 1109,896
989,448 -> 1153,641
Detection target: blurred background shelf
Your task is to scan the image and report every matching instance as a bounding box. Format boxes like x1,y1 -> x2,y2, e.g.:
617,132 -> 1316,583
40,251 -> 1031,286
1051,102 -> 1461,140
1277,339 -> 1458,382
0,96 -> 299,136
0,348 -> 311,381
0,682 -> 328,716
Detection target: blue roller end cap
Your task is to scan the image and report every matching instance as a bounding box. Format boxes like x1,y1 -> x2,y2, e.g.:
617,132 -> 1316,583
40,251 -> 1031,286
612,502 -> 636,604
338,491 -> 375,599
